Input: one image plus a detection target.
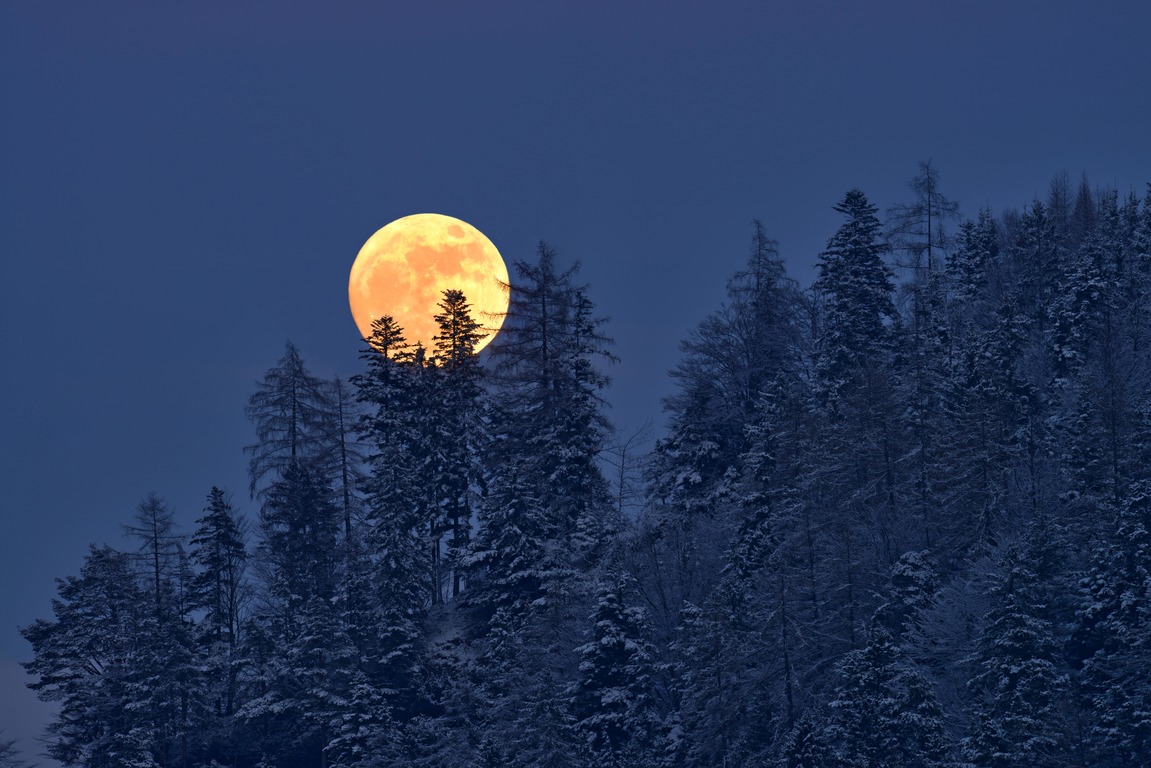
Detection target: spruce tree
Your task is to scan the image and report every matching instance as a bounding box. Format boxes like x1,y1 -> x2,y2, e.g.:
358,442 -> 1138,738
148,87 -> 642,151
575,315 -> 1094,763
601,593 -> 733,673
22,546 -> 150,766
813,188 -> 897,406
570,574 -> 662,766
471,244 -> 614,622
431,289 -> 485,599
240,460 -> 352,767
483,243 -> 615,549
826,626 -> 953,768
1076,484 -> 1151,765
963,544 -> 1070,767
189,485 -> 248,746
351,315 -> 429,711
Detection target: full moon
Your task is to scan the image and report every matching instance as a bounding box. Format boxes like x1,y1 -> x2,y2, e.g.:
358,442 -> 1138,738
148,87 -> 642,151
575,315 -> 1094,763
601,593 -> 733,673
348,213 -> 510,354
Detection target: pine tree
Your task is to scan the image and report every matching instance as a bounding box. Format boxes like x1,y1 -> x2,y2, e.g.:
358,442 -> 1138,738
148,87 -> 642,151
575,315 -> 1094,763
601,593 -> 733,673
191,488 -> 246,657
813,188 -> 896,405
826,626 -> 953,768
947,209 -> 999,305
779,713 -> 835,768
570,574 -> 662,767
1070,173 -> 1099,248
888,164 -> 960,550
350,316 -> 429,712
239,459 -> 353,765
675,585 -> 764,767
483,244 -> 615,550
873,550 -> 939,641
652,223 -> 798,522
189,485 -> 248,756
239,594 -> 356,768
465,465 -> 555,622
479,615 -> 588,768
258,460 -> 342,625
471,244 -> 614,621
123,493 -> 183,625
1076,484 -> 1151,765
22,546 -> 150,766
963,544 -> 1070,767
325,673 -> 398,768
941,295 -> 1036,547
431,288 -> 485,600
1009,200 -> 1061,331
807,190 -> 902,634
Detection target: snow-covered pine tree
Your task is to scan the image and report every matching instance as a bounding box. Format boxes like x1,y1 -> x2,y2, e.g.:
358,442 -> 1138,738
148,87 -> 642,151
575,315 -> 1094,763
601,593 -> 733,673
453,249 -> 615,765
467,243 -> 613,635
813,188 -> 897,407
674,594 -> 752,766
807,189 -> 902,642
963,542 -> 1070,767
482,242 -> 615,559
239,460 -> 354,768
351,316 -> 431,714
430,288 -> 486,600
257,461 -> 341,625
191,487 -> 246,667
569,574 -> 662,767
1008,200 -> 1062,334
189,486 -> 248,760
325,672 -> 399,768
947,209 -> 999,306
825,626 -> 954,768
640,223 -> 801,646
1076,484 -> 1151,765
650,222 -> 797,524
22,546 -> 151,766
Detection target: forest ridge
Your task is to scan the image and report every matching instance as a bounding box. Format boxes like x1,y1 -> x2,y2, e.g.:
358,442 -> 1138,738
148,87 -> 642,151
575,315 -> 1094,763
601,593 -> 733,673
19,166 -> 1151,768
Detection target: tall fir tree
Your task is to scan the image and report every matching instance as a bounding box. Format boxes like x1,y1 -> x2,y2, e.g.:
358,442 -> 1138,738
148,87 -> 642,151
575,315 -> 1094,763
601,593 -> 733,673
1076,484 -> 1151,765
963,542 -> 1070,768
569,574 -> 662,767
430,289 -> 486,600
813,188 -> 897,406
825,626 -> 954,768
189,485 -> 248,755
470,244 -> 614,622
22,546 -> 152,766
245,341 -> 339,499
350,315 -> 429,712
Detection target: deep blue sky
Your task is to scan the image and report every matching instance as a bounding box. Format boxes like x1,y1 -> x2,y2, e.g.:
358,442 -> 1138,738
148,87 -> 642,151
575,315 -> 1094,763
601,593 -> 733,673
2,1 -> 1149,757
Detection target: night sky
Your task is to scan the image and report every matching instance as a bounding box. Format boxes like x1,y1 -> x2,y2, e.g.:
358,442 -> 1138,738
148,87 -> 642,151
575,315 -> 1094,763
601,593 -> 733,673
2,1 -> 1149,758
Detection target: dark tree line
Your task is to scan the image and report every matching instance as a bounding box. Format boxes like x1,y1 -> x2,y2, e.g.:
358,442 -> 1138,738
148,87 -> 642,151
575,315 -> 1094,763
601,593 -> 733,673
22,167 -> 1151,767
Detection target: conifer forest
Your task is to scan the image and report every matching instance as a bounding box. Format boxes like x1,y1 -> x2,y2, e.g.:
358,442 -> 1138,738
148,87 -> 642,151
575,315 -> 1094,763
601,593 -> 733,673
20,167 -> 1151,767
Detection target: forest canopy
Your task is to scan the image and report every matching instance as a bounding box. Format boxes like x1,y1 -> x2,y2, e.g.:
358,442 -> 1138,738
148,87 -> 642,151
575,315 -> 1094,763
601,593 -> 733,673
20,166 -> 1151,768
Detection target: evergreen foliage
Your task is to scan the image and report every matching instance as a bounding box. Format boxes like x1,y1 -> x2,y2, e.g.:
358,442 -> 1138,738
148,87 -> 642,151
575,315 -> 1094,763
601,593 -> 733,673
21,170 -> 1151,768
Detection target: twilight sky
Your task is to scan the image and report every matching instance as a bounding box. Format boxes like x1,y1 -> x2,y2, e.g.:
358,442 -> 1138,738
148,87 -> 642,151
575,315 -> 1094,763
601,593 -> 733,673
2,0 -> 1149,757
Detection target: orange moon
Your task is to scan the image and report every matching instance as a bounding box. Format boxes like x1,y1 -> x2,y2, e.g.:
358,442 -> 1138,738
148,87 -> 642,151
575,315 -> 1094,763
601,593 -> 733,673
348,213 -> 510,354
